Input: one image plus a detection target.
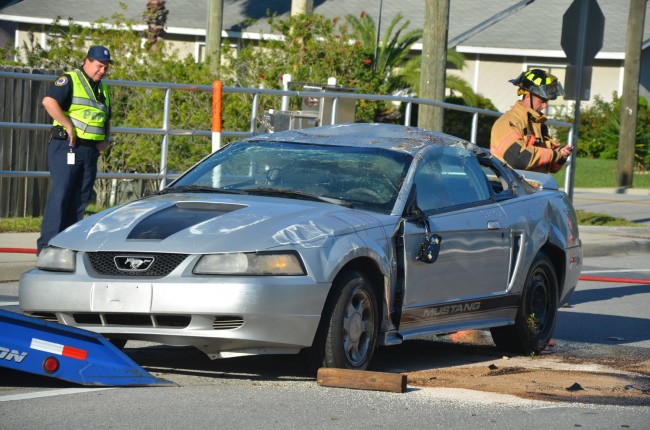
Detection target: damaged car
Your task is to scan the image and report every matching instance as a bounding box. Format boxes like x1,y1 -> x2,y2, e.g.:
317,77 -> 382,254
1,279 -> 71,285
19,123 -> 582,371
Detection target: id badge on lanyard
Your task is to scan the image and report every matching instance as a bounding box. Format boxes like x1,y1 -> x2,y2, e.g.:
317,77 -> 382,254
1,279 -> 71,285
67,146 -> 75,165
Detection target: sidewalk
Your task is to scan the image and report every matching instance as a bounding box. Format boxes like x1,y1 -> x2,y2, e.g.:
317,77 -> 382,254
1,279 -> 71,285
1,227 -> 650,283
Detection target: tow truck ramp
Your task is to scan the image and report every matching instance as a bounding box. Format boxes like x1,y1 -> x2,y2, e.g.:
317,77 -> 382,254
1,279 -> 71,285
0,310 -> 173,386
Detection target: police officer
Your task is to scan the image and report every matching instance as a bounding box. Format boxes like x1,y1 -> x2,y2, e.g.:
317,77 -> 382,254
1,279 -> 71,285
37,45 -> 113,254
490,69 -> 573,173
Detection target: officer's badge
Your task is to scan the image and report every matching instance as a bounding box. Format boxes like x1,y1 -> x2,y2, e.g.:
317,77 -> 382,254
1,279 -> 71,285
54,76 -> 68,86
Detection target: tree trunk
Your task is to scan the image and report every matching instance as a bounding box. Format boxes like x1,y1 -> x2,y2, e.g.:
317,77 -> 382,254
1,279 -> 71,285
145,0 -> 169,50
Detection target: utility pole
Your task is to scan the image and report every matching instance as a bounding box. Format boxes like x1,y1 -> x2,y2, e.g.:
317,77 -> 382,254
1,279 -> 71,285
616,0 -> 647,187
291,0 -> 314,16
206,0 -> 224,76
418,0 -> 449,131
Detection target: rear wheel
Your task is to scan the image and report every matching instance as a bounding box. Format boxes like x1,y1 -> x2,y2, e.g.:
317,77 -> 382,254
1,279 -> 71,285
491,252 -> 558,354
304,270 -> 379,371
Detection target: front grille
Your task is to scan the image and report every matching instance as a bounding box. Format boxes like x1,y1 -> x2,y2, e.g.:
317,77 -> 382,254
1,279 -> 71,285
72,313 -> 191,328
87,252 -> 189,277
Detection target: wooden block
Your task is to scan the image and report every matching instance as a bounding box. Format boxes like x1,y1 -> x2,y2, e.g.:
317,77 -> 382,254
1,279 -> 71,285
316,368 -> 407,393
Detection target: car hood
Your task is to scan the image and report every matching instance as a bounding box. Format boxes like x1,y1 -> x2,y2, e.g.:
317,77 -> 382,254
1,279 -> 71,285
50,194 -> 388,253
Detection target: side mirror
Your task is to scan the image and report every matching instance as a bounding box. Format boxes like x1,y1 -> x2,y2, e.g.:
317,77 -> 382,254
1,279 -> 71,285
416,216 -> 442,264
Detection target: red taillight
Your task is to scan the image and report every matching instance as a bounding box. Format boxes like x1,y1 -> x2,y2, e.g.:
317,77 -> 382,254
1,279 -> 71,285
43,356 -> 59,374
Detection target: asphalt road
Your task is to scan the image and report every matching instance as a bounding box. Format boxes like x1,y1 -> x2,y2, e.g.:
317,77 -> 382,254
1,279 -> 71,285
1,253 -> 649,429
571,189 -> 650,225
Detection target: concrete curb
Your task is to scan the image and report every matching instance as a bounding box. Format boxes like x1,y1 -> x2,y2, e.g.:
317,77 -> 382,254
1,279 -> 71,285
579,226 -> 650,258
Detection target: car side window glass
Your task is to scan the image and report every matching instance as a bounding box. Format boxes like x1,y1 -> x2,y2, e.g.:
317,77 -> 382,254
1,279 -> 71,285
480,164 -> 511,195
413,146 -> 491,212
413,156 -> 449,212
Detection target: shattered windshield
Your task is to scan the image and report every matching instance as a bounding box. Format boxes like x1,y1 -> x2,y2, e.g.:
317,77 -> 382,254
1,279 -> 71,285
172,140 -> 412,213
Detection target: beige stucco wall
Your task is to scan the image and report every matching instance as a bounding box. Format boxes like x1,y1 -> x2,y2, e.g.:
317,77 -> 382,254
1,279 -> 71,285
451,52 -> 625,118
12,23 -> 203,63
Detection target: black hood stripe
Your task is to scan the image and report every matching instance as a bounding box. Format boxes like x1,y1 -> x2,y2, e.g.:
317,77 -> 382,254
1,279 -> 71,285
127,204 -> 240,240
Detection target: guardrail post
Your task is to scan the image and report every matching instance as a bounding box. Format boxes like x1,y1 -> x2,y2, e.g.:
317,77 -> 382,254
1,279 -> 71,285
281,74 -> 291,111
331,97 -> 339,125
250,92 -> 259,133
404,102 -> 412,126
212,80 -> 223,152
564,125 -> 576,201
470,112 -> 479,144
159,88 -> 172,190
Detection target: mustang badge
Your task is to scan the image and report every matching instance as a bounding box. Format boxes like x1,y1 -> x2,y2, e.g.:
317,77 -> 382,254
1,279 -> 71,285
114,256 -> 155,271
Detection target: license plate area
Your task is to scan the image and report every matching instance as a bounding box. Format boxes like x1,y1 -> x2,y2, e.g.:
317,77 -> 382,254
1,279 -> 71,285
92,282 -> 153,312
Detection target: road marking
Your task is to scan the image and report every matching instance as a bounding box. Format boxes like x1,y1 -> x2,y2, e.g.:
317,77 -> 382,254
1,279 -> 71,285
582,269 -> 650,274
0,301 -> 19,306
0,387 -> 114,402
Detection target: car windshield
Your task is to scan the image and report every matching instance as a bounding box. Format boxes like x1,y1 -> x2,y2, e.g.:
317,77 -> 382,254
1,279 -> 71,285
171,140 -> 412,213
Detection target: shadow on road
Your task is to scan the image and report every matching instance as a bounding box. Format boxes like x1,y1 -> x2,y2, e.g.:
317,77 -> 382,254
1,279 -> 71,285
569,284 -> 650,305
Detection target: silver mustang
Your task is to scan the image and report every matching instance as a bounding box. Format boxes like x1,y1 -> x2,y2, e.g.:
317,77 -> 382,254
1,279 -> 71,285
19,123 -> 582,371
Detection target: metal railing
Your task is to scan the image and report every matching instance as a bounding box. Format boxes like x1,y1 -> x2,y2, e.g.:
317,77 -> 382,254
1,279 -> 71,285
0,70 -> 575,203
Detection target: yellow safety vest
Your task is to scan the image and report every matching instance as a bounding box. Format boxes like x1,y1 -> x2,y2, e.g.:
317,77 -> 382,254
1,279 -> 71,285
53,69 -> 110,141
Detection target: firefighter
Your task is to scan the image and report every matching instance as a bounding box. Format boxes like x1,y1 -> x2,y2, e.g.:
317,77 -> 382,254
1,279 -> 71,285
37,46 -> 113,254
490,69 -> 572,173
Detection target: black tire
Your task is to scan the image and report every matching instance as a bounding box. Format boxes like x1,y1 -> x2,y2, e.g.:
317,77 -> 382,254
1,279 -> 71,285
491,252 -> 558,354
304,270 -> 379,371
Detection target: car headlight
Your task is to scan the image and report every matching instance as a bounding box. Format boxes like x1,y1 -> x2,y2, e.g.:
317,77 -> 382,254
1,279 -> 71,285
36,247 -> 76,272
193,252 -> 305,276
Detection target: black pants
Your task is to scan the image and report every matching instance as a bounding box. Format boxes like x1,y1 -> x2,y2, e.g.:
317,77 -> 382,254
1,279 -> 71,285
37,138 -> 100,253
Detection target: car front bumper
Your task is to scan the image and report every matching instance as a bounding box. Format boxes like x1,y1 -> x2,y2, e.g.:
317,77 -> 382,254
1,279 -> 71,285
19,254 -> 330,357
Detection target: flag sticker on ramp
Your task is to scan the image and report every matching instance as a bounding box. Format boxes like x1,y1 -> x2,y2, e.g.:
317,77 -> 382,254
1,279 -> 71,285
30,338 -> 88,361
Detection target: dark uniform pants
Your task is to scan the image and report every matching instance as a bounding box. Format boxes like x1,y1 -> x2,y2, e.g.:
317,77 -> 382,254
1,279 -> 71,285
37,137 -> 100,253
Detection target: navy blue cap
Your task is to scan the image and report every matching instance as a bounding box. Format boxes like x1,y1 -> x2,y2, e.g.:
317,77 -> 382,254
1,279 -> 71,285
86,46 -> 114,64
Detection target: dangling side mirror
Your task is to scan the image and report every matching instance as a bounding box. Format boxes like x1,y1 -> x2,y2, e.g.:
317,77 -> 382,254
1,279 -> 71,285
416,216 -> 442,264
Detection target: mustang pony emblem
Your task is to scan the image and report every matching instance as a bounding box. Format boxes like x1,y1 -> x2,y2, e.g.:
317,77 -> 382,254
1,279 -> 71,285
114,256 -> 155,271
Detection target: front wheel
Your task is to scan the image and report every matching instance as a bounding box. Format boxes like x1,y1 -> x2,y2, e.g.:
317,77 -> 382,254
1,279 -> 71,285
305,270 -> 379,371
491,252 -> 558,354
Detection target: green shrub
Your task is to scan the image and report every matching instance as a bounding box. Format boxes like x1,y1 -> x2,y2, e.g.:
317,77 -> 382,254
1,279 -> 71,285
443,95 -> 498,149
557,93 -> 650,170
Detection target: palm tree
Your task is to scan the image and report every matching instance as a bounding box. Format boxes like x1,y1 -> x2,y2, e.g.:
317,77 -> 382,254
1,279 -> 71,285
346,11 -> 479,107
401,49 -> 479,107
145,0 -> 169,49
345,12 -> 422,91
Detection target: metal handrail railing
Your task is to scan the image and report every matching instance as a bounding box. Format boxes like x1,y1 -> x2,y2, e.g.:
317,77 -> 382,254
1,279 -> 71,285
0,70 -> 574,194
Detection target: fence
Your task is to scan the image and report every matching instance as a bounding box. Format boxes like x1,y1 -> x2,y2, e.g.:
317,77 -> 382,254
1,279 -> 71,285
0,69 -> 575,217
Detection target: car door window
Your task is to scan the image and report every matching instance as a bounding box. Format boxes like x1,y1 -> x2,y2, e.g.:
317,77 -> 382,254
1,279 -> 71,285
480,161 -> 516,199
414,146 -> 491,212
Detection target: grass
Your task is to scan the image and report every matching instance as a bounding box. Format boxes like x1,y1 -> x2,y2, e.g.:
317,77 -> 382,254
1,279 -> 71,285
552,157 -> 650,188
575,210 -> 638,227
0,204 -> 101,233
0,216 -> 43,232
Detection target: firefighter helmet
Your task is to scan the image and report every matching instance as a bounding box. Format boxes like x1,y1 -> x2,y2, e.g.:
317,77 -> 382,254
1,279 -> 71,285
510,69 -> 565,100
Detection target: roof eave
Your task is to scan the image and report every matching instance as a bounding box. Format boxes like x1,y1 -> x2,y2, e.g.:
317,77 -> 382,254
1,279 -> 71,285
456,45 -> 625,60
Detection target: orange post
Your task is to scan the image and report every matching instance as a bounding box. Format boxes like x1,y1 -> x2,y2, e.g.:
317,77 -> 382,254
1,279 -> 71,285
211,80 -> 223,152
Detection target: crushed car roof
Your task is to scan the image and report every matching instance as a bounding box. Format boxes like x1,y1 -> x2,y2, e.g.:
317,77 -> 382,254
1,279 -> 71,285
247,122 -> 477,156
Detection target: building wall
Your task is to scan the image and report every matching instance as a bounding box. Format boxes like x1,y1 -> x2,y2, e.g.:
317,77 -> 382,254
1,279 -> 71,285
452,53 -> 626,118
